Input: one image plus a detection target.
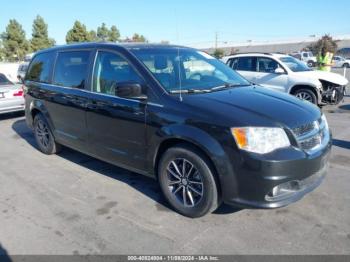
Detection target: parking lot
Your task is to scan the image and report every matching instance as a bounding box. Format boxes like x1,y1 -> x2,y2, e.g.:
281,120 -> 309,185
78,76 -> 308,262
0,88 -> 349,255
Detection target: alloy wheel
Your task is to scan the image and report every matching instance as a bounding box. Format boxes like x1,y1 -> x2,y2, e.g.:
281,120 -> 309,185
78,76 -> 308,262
35,119 -> 51,149
296,91 -> 313,102
166,158 -> 204,207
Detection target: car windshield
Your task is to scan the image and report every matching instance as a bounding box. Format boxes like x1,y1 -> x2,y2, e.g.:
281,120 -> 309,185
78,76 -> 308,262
280,56 -> 312,72
130,47 -> 250,93
0,74 -> 13,85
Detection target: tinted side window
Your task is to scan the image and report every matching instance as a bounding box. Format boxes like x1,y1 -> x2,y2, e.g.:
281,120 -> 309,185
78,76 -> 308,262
53,51 -> 90,89
257,57 -> 279,73
93,51 -> 142,95
26,52 -> 55,83
236,57 -> 256,71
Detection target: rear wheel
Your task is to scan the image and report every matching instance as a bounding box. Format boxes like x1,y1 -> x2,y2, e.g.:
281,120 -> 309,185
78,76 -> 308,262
158,145 -> 220,218
294,89 -> 317,105
343,63 -> 350,68
33,113 -> 61,155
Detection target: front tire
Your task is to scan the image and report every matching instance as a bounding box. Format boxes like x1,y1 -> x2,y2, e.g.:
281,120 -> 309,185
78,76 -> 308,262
33,113 -> 61,155
307,61 -> 315,67
343,63 -> 350,68
158,144 -> 219,218
294,89 -> 317,105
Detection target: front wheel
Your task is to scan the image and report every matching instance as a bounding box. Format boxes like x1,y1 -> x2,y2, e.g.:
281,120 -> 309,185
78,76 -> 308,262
307,61 -> 315,67
294,89 -> 317,105
343,63 -> 350,68
158,145 -> 220,218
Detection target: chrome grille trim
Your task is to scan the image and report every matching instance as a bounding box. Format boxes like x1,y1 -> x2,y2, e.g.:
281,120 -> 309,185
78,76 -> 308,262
292,117 -> 330,153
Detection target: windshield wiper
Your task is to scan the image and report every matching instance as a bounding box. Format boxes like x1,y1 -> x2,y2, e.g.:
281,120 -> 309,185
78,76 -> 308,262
169,89 -> 211,94
210,83 -> 250,91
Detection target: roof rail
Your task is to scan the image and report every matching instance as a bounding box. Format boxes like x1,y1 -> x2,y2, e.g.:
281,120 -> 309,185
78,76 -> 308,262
233,52 -> 272,55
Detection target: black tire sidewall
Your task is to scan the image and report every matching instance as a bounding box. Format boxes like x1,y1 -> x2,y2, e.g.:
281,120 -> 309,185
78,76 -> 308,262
158,145 -> 219,218
33,113 -> 56,155
295,89 -> 317,105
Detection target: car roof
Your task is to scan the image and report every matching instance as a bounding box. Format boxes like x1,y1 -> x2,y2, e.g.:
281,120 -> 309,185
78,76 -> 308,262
223,53 -> 290,60
34,42 -> 193,56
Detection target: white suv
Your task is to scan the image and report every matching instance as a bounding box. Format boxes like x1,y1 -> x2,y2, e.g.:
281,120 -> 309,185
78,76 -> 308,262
290,51 -> 317,67
222,53 -> 348,105
333,56 -> 350,68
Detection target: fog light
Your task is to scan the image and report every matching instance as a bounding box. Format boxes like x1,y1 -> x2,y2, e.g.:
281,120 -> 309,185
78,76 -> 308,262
266,180 -> 300,201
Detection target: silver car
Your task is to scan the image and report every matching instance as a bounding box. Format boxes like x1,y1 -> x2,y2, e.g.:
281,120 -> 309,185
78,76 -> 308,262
0,73 -> 25,114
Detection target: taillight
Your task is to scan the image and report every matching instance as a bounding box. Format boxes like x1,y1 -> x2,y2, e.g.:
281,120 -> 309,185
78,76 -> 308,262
13,90 -> 24,97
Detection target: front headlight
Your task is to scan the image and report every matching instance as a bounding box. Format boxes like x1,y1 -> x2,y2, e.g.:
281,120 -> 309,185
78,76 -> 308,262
231,127 -> 290,154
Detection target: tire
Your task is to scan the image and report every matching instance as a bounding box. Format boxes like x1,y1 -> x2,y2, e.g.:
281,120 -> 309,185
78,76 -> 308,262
343,63 -> 350,68
294,89 -> 317,105
307,61 -> 315,67
33,113 -> 61,155
158,144 -> 220,218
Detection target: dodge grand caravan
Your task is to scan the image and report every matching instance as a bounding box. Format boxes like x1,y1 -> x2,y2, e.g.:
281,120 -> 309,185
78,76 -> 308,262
24,43 -> 331,217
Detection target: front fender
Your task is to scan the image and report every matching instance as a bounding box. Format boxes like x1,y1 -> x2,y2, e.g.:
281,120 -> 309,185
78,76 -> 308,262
148,124 -> 235,182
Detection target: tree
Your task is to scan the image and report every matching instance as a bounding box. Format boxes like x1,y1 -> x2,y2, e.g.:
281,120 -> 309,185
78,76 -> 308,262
0,40 -> 4,61
89,30 -> 97,41
108,25 -> 120,42
131,33 -> 147,43
307,34 -> 338,55
213,48 -> 224,59
97,23 -> 109,41
30,15 -> 55,52
1,19 -> 29,61
66,21 -> 91,43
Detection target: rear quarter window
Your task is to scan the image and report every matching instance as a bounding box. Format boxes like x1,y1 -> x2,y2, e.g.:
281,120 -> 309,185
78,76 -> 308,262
0,74 -> 13,85
26,52 -> 55,83
228,58 -> 239,70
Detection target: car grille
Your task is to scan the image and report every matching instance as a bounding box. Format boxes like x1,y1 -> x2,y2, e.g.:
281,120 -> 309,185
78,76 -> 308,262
292,117 -> 329,152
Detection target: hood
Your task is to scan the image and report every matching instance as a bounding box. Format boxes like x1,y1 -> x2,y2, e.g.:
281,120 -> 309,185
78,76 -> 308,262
182,86 -> 321,129
296,70 -> 348,86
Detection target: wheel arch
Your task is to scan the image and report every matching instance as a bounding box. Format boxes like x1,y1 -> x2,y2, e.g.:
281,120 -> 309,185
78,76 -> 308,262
28,100 -> 55,132
289,84 -> 320,104
150,125 -> 235,183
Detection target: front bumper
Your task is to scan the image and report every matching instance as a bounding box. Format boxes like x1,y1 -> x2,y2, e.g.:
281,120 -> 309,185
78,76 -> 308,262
321,85 -> 346,105
221,139 -> 331,209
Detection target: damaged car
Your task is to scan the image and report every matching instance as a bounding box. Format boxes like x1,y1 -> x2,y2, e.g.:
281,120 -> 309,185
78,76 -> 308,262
222,53 -> 348,105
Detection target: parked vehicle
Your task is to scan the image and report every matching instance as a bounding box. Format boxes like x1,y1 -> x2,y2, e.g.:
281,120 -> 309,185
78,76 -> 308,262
290,51 -> 317,67
332,56 -> 350,68
24,43 -> 331,217
17,62 -> 29,82
0,73 -> 25,114
222,53 -> 348,105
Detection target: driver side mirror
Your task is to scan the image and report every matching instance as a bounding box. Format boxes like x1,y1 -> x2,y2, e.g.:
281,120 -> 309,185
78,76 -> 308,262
274,68 -> 285,74
115,81 -> 147,100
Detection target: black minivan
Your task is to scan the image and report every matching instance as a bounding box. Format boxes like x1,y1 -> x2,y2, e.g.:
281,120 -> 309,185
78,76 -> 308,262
24,43 -> 331,217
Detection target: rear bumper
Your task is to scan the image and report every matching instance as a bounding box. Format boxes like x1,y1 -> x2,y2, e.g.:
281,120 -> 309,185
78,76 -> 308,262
221,138 -> 332,209
0,99 -> 25,114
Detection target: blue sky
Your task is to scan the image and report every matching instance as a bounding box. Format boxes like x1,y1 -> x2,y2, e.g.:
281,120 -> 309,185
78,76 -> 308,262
1,0 -> 349,48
